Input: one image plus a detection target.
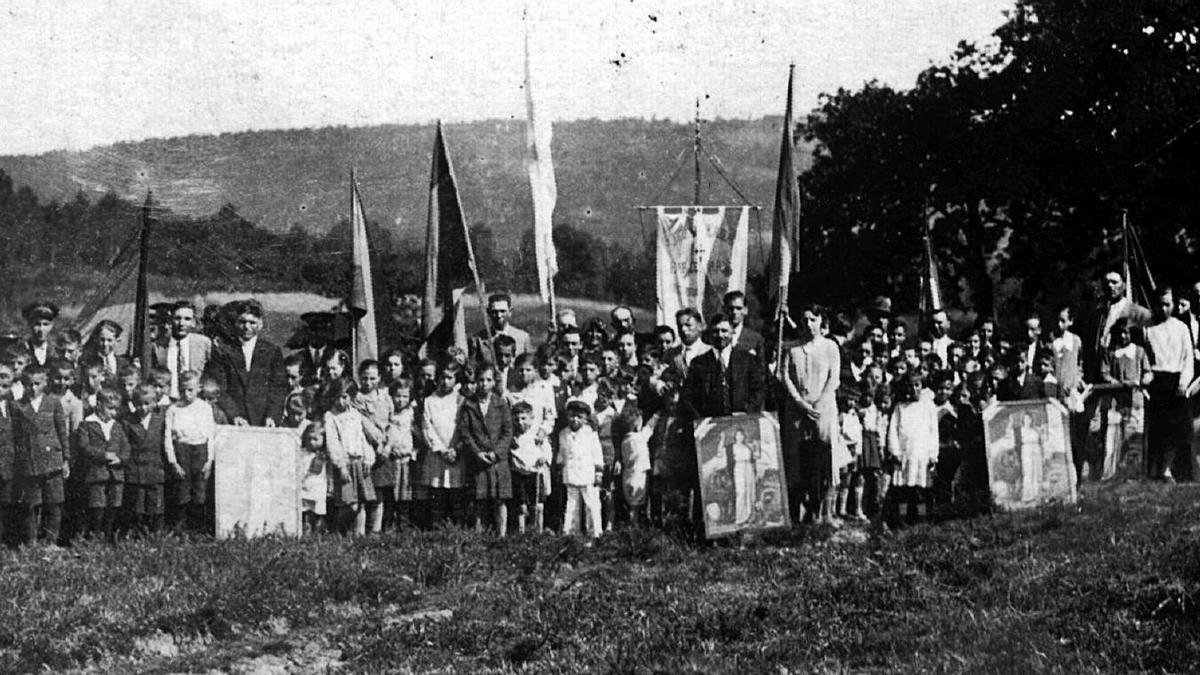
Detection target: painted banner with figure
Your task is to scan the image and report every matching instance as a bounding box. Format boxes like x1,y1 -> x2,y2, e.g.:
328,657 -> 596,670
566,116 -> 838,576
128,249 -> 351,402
693,412 -> 789,538
655,206 -> 749,325
212,425 -> 302,538
983,399 -> 1077,509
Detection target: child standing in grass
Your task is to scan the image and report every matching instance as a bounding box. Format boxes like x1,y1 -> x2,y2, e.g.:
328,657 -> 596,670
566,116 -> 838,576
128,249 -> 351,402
510,401 -> 551,534
885,373 -> 939,526
418,362 -> 465,527
123,384 -> 167,534
77,388 -> 129,541
299,420 -> 329,534
377,378 -> 417,532
165,370 -> 216,534
16,363 -> 70,546
459,366 -> 513,536
558,399 -> 605,539
323,378 -> 377,536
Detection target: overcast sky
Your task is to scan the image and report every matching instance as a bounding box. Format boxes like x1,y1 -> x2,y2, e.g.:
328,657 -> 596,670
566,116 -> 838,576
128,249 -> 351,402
0,0 -> 1014,156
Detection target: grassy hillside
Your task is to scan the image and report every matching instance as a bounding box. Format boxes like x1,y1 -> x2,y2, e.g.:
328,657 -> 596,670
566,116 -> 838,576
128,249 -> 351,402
0,119 -> 811,256
3,481 -> 1199,672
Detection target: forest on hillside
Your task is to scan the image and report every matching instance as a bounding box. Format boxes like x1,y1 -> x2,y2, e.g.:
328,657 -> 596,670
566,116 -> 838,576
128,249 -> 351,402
5,0 -> 1200,329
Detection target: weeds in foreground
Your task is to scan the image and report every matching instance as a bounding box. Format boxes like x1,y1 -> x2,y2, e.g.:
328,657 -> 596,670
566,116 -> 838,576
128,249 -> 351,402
0,482 -> 1198,672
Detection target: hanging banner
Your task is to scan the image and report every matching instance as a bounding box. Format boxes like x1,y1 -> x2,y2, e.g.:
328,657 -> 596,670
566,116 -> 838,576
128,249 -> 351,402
655,206 -> 749,324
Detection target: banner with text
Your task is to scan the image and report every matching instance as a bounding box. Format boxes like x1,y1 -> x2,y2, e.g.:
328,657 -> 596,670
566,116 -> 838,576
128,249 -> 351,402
655,206 -> 749,325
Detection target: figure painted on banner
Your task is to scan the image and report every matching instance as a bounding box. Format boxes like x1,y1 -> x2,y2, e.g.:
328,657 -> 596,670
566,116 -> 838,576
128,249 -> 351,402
727,427 -> 756,525
1015,411 -> 1044,502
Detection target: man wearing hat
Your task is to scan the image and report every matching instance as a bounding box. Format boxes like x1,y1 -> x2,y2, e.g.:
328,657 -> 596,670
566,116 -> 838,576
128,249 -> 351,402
21,301 -> 59,368
294,311 -> 337,386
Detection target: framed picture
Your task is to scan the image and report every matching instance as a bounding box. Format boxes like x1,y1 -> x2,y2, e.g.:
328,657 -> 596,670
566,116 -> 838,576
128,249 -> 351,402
983,399 -> 1077,510
693,412 -> 790,538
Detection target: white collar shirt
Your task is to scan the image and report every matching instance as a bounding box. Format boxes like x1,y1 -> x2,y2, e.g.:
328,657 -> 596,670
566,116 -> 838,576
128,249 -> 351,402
241,336 -> 258,373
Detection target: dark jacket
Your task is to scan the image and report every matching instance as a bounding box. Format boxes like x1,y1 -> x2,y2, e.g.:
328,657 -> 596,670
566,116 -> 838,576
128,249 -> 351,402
458,393 -> 513,467
77,418 -> 131,484
0,400 -> 18,482
15,394 -> 70,477
681,346 -> 766,419
203,338 -> 288,426
122,412 -> 167,485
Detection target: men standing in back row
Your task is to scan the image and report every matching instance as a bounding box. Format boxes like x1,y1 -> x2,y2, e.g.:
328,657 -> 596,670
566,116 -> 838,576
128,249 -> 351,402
476,293 -> 532,356
153,301 -> 212,401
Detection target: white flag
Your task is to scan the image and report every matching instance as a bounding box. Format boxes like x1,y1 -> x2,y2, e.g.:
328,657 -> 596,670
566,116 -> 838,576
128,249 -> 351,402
525,24 -> 558,302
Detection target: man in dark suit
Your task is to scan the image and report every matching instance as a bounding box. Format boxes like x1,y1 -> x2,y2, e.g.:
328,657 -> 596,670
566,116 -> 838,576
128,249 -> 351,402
723,291 -> 764,357
203,299 -> 287,427
682,313 -> 766,419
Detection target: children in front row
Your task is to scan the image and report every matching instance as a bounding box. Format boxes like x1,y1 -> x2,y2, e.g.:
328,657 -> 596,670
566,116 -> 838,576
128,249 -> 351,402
558,399 -> 605,539
164,370 -> 216,533
510,401 -> 551,534
370,378 -> 416,534
459,366 -> 513,536
323,378 -> 377,536
77,388 -> 129,540
124,384 -> 167,533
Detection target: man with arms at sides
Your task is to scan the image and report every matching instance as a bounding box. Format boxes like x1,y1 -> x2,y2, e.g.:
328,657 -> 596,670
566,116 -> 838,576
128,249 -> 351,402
203,299 -> 287,427
153,301 -> 213,401
1143,287 -> 1196,482
723,291 -> 764,357
663,308 -> 710,383
476,293 -> 533,356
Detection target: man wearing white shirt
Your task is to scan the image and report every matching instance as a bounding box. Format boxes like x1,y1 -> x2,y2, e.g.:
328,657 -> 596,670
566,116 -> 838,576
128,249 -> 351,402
1143,287 -> 1196,481
664,308 -> 710,381
202,299 -> 287,427
21,301 -> 58,367
153,301 -> 212,400
928,310 -> 953,367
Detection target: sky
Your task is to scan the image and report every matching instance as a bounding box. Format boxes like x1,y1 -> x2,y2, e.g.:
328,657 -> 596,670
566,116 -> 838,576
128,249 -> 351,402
0,0 -> 1015,156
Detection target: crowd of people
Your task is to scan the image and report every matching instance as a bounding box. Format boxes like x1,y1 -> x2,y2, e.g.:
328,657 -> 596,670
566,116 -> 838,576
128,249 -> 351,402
0,267 -> 1193,546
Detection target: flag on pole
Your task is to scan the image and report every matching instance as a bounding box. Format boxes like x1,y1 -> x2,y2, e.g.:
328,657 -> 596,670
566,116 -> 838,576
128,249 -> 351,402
131,192 -> 155,377
924,215 -> 943,312
348,170 -> 378,364
423,121 -> 476,354
524,24 -> 558,303
769,65 -> 801,314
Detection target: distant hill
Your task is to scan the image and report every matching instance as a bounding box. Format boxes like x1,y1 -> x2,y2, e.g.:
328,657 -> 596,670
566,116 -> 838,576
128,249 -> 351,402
0,118 -> 812,254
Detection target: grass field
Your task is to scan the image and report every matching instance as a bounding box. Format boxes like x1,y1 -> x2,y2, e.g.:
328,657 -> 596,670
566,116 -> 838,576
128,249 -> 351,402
3,481 -> 1200,673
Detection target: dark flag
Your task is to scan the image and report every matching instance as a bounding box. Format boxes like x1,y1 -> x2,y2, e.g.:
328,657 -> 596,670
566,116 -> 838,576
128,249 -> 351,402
131,192 -> 155,377
769,65 -> 801,316
423,121 -> 477,354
